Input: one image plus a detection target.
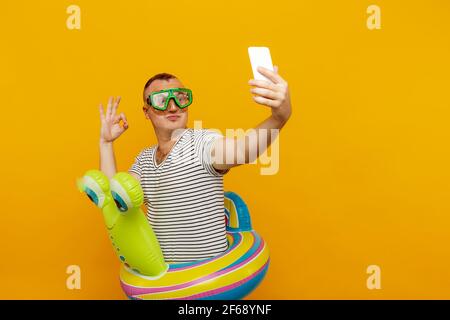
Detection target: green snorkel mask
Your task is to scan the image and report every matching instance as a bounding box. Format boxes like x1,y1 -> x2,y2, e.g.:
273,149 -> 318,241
147,87 -> 193,111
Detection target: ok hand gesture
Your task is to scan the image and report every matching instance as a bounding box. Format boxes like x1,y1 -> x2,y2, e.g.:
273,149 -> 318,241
99,96 -> 129,144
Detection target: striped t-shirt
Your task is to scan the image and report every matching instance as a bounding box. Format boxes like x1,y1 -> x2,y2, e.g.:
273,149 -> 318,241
128,128 -> 229,263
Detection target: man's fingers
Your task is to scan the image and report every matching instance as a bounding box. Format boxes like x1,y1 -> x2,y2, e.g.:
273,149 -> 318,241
111,97 -> 117,117
104,96 -> 122,120
119,112 -> 127,124
111,97 -> 116,117
257,66 -> 284,84
112,96 -> 121,117
112,112 -> 128,128
252,95 -> 280,108
250,87 -> 280,100
115,96 -> 122,110
106,96 -> 113,119
118,112 -> 128,129
248,79 -> 276,91
99,103 -> 105,121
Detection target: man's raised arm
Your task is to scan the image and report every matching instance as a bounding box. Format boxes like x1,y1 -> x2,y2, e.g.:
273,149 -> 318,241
98,96 -> 129,179
212,66 -> 292,171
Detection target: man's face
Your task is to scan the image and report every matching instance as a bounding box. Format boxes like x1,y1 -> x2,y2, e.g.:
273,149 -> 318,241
143,78 -> 189,132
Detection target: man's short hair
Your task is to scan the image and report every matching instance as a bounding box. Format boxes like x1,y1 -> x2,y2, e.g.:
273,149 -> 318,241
143,73 -> 178,102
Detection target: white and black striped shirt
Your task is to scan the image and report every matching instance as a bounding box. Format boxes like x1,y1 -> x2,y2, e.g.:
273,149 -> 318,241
128,128 -> 229,263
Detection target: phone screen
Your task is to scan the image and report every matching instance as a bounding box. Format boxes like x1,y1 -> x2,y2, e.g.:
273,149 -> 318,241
248,47 -> 274,81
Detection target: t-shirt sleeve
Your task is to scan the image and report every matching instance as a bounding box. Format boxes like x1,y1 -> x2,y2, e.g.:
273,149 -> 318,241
128,149 -> 145,179
195,129 -> 230,177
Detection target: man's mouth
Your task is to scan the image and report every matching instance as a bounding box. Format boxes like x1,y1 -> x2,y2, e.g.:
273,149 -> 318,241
166,115 -> 180,121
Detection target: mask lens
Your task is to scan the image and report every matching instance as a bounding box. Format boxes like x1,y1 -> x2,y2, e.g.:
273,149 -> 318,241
174,90 -> 191,107
151,92 -> 169,109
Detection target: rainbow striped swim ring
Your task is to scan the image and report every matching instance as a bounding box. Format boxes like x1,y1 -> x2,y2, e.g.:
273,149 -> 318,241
77,170 -> 269,300
120,192 -> 270,300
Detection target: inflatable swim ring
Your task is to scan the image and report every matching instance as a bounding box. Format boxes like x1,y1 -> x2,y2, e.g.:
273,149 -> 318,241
77,170 -> 270,300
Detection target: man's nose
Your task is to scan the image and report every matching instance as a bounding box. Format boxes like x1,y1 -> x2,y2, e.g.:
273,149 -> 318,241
167,99 -> 178,112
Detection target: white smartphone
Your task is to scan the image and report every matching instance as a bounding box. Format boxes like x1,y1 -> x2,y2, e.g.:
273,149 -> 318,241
248,47 -> 274,81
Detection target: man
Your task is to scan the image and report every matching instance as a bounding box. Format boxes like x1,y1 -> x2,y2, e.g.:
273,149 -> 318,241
99,66 -> 291,262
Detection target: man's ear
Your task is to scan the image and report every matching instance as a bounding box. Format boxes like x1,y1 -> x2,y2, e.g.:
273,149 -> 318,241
143,105 -> 150,119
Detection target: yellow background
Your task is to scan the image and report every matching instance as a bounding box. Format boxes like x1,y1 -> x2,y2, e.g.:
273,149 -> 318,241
1,0 -> 450,299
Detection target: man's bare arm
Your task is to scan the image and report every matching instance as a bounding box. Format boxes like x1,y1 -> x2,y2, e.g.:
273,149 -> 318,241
100,141 -> 118,179
212,66 -> 291,170
129,171 -> 141,182
98,96 -> 129,179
